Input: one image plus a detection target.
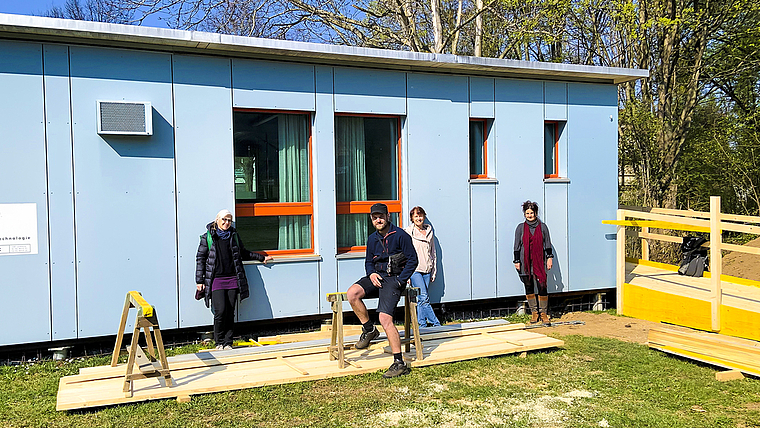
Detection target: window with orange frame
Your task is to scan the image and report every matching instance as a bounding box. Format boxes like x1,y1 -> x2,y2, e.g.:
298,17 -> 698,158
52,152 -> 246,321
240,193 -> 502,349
544,121 -> 560,178
233,109 -> 314,255
469,119 -> 488,179
335,114 -> 402,253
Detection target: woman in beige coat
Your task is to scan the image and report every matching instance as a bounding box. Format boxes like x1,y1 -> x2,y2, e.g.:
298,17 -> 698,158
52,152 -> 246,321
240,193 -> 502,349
404,206 -> 441,327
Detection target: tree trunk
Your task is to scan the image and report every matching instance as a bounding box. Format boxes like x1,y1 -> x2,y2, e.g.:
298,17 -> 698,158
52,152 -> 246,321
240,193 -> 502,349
474,0 -> 483,56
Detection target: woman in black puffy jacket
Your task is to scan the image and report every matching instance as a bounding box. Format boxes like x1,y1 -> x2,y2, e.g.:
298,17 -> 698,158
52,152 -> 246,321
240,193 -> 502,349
195,209 -> 272,350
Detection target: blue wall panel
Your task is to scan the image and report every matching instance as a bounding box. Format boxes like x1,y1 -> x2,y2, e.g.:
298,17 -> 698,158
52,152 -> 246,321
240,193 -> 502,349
315,66 -> 338,315
44,44 -> 78,340
470,183 -> 497,299
69,46 -> 178,338
238,261 -> 320,321
494,79 -> 544,298
544,82 -> 567,121
543,183 -> 569,292
334,67 -> 406,115
173,55 -> 234,328
0,40 -> 51,345
469,77 -> 494,118
232,59 -> 315,111
567,83 -> 618,291
407,73 -> 470,303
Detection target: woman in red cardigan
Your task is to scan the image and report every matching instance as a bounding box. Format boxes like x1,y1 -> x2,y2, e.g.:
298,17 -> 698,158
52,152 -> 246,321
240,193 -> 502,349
513,201 -> 554,324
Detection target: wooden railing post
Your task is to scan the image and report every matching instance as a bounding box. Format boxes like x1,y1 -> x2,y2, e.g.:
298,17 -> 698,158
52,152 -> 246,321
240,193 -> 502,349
641,226 -> 650,261
616,209 -> 626,316
710,196 -> 722,332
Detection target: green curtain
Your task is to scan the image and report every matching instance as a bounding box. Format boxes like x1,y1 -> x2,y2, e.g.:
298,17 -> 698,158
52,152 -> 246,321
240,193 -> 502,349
278,114 -> 310,250
336,117 -> 367,248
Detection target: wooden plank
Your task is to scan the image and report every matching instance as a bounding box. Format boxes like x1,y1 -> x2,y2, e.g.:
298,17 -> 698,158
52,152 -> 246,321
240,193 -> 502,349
716,370 -> 745,381
710,196 -> 722,332
603,219 -> 709,233
641,226 -> 650,261
650,344 -> 760,377
626,258 -> 760,290
481,331 -> 523,346
70,321 -> 524,383
647,327 -> 760,377
721,242 -> 760,256
277,356 -> 309,375
619,205 -> 710,219
57,327 -> 563,411
719,222 -> 760,235
616,209 -> 625,315
648,329 -> 760,365
618,209 -> 711,228
127,291 -> 153,318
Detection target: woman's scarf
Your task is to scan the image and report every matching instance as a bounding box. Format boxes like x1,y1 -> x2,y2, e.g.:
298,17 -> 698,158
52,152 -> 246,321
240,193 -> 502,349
216,225 -> 232,240
522,220 -> 546,284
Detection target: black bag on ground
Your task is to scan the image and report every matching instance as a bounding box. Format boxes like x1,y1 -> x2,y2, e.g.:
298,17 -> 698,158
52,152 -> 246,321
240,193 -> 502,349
678,235 -> 709,277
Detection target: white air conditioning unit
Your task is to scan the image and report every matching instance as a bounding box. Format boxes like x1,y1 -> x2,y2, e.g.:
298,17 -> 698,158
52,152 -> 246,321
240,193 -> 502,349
96,101 -> 153,136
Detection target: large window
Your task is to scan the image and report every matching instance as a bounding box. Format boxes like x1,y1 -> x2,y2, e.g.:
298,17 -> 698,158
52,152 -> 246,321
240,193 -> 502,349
469,119 -> 488,178
544,121 -> 559,178
335,115 -> 401,252
233,110 -> 313,254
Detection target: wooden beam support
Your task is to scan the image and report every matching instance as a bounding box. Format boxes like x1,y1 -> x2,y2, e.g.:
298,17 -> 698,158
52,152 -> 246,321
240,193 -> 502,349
616,209 -> 626,316
716,369 -> 745,382
710,196 -> 722,332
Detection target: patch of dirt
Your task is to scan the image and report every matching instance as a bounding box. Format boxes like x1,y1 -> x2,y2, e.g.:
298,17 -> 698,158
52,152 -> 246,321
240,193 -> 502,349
530,312 -> 676,344
722,236 -> 760,282
369,390 -> 596,428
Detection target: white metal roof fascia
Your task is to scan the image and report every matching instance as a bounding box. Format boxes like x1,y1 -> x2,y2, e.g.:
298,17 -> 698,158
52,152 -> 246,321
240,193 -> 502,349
0,13 -> 648,84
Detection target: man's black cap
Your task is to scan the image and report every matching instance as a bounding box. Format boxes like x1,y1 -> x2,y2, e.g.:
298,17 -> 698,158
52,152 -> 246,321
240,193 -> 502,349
370,203 -> 389,215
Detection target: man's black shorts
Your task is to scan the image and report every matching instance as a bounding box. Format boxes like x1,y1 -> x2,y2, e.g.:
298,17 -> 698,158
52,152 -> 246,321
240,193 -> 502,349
355,275 -> 404,316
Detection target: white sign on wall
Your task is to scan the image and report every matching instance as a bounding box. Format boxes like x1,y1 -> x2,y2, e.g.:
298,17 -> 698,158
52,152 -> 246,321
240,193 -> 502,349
0,203 -> 38,256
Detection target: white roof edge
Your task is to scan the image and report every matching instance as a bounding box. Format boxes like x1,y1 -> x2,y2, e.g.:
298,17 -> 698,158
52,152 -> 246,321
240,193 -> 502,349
0,13 -> 648,84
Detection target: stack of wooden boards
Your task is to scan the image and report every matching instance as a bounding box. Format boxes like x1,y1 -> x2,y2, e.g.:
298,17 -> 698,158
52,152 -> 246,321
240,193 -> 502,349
56,320 -> 563,410
648,327 -> 760,378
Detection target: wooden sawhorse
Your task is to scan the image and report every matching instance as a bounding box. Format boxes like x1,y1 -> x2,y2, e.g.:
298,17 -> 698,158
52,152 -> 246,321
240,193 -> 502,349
111,291 -> 172,397
326,287 -> 423,369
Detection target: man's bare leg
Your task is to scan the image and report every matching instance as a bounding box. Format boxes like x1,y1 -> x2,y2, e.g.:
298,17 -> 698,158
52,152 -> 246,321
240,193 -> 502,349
347,283 -> 369,324
379,312 -> 401,354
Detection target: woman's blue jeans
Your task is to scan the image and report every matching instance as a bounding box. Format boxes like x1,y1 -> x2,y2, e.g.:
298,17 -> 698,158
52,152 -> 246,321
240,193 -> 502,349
410,272 -> 441,327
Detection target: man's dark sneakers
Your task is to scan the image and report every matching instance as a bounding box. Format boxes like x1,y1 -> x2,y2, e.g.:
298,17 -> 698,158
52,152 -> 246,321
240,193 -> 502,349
383,360 -> 411,378
355,326 -> 380,349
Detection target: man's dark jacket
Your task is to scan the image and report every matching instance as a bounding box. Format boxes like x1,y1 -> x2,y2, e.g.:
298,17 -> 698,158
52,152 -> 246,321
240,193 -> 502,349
195,222 -> 265,307
364,223 -> 418,285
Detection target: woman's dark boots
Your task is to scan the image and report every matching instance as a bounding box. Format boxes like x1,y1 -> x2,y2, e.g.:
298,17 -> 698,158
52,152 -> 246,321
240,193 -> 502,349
538,295 -> 550,324
526,294 -> 539,324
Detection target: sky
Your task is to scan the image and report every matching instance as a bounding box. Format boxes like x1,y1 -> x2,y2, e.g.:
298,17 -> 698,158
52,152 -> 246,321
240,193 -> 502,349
0,0 -> 63,17
0,0 -> 165,28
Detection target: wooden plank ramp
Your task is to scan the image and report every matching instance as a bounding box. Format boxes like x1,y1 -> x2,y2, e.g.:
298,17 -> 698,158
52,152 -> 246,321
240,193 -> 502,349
648,327 -> 760,377
57,321 -> 563,411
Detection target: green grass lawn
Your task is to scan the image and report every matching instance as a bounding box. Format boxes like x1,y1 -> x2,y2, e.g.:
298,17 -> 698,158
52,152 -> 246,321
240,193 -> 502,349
2,331 -> 759,428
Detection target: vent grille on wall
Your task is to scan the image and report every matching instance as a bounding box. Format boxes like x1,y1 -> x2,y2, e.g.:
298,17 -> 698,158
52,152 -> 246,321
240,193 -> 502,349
97,101 -> 153,136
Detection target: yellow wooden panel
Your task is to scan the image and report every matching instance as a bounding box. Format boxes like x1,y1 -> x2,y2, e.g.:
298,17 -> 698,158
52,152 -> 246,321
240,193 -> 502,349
622,283 -> 712,331
720,305 -> 760,342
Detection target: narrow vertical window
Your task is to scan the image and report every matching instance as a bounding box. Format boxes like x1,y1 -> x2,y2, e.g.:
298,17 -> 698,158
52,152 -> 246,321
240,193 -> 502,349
470,119 -> 487,179
233,110 -> 313,254
335,115 -> 402,252
544,122 -> 559,178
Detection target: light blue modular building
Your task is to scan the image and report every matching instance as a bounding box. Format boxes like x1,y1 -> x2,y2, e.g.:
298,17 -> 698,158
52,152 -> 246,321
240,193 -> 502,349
0,14 -> 646,347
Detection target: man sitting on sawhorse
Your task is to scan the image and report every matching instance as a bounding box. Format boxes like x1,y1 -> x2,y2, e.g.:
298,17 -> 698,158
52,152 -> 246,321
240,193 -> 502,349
347,203 -> 418,378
